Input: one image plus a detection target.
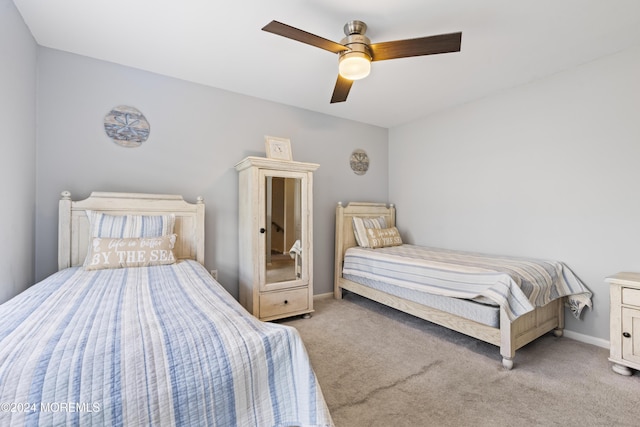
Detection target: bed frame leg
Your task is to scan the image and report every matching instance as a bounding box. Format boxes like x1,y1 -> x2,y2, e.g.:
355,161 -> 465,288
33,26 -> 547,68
499,307 -> 516,370
502,357 -> 514,370
554,300 -> 565,338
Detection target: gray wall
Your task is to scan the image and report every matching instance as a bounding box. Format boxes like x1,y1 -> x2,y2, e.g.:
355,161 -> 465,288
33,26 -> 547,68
35,47 -> 389,298
0,0 -> 37,303
389,44 -> 640,343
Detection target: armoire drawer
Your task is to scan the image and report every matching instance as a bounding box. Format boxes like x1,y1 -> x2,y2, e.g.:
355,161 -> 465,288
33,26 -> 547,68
260,288 -> 309,319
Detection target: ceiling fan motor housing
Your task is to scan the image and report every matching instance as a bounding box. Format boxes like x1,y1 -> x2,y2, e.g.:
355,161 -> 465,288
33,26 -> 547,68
339,34 -> 372,59
340,20 -> 372,60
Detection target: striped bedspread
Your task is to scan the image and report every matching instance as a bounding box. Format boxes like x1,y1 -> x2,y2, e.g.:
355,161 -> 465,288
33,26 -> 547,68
0,260 -> 332,427
343,245 -> 592,321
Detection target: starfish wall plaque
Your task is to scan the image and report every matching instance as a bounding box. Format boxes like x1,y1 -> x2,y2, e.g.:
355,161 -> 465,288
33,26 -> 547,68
104,105 -> 150,147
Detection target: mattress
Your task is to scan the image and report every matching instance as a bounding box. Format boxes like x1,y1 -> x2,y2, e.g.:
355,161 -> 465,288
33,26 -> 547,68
342,244 -> 592,321
0,260 -> 332,427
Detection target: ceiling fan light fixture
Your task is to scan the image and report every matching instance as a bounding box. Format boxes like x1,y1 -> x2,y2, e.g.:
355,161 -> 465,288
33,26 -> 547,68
338,51 -> 371,80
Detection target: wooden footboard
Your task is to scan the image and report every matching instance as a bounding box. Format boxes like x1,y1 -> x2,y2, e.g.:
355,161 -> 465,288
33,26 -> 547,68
500,297 -> 564,368
334,202 -> 564,369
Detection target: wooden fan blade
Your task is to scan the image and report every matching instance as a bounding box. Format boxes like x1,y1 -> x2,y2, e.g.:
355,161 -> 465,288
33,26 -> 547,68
370,32 -> 462,61
262,20 -> 348,54
330,75 -> 353,103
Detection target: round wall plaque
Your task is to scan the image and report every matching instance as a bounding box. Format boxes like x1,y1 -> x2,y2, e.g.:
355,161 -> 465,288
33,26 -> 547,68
104,105 -> 150,147
350,149 -> 369,175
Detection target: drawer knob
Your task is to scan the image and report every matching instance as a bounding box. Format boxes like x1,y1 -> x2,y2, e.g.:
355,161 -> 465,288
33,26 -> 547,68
284,300 -> 289,304
623,332 -> 631,338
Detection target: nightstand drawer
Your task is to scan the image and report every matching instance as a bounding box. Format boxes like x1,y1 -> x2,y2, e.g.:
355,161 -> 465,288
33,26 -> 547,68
622,287 -> 640,307
260,288 -> 309,319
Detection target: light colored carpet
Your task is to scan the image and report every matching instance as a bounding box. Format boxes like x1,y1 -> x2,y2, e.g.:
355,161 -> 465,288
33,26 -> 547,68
282,292 -> 640,427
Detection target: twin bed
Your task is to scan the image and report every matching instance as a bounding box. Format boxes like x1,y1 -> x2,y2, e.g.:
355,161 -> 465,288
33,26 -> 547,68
334,202 -> 592,369
0,192 -> 332,427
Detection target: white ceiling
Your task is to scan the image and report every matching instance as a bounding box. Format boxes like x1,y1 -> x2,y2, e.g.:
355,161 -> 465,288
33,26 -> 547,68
13,0 -> 640,128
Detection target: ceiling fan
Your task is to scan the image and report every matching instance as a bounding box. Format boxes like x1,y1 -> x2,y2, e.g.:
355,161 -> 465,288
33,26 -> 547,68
262,20 -> 462,103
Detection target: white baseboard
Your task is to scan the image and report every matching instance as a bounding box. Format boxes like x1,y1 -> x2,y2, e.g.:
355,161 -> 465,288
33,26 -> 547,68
563,330 -> 609,349
313,292 -> 334,301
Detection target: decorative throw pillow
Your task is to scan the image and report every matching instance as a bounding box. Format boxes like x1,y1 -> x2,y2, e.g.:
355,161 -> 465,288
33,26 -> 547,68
366,227 -> 403,249
86,211 -> 175,238
352,216 -> 387,247
84,234 -> 177,270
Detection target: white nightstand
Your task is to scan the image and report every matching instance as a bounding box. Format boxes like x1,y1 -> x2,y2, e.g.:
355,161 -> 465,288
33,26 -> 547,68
606,272 -> 640,376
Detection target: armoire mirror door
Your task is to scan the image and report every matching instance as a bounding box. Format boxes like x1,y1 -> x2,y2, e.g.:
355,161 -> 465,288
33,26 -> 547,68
258,170 -> 307,290
261,171 -> 306,290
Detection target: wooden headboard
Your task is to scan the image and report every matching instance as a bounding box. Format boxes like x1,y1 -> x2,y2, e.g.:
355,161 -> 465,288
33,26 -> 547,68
334,202 -> 395,298
58,191 -> 205,270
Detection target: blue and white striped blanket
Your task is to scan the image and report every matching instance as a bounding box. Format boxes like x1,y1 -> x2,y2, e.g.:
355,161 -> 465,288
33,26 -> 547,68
343,245 -> 592,321
0,260 -> 332,426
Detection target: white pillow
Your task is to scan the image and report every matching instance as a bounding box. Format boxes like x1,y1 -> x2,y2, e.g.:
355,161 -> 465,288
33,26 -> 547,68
86,211 -> 175,238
